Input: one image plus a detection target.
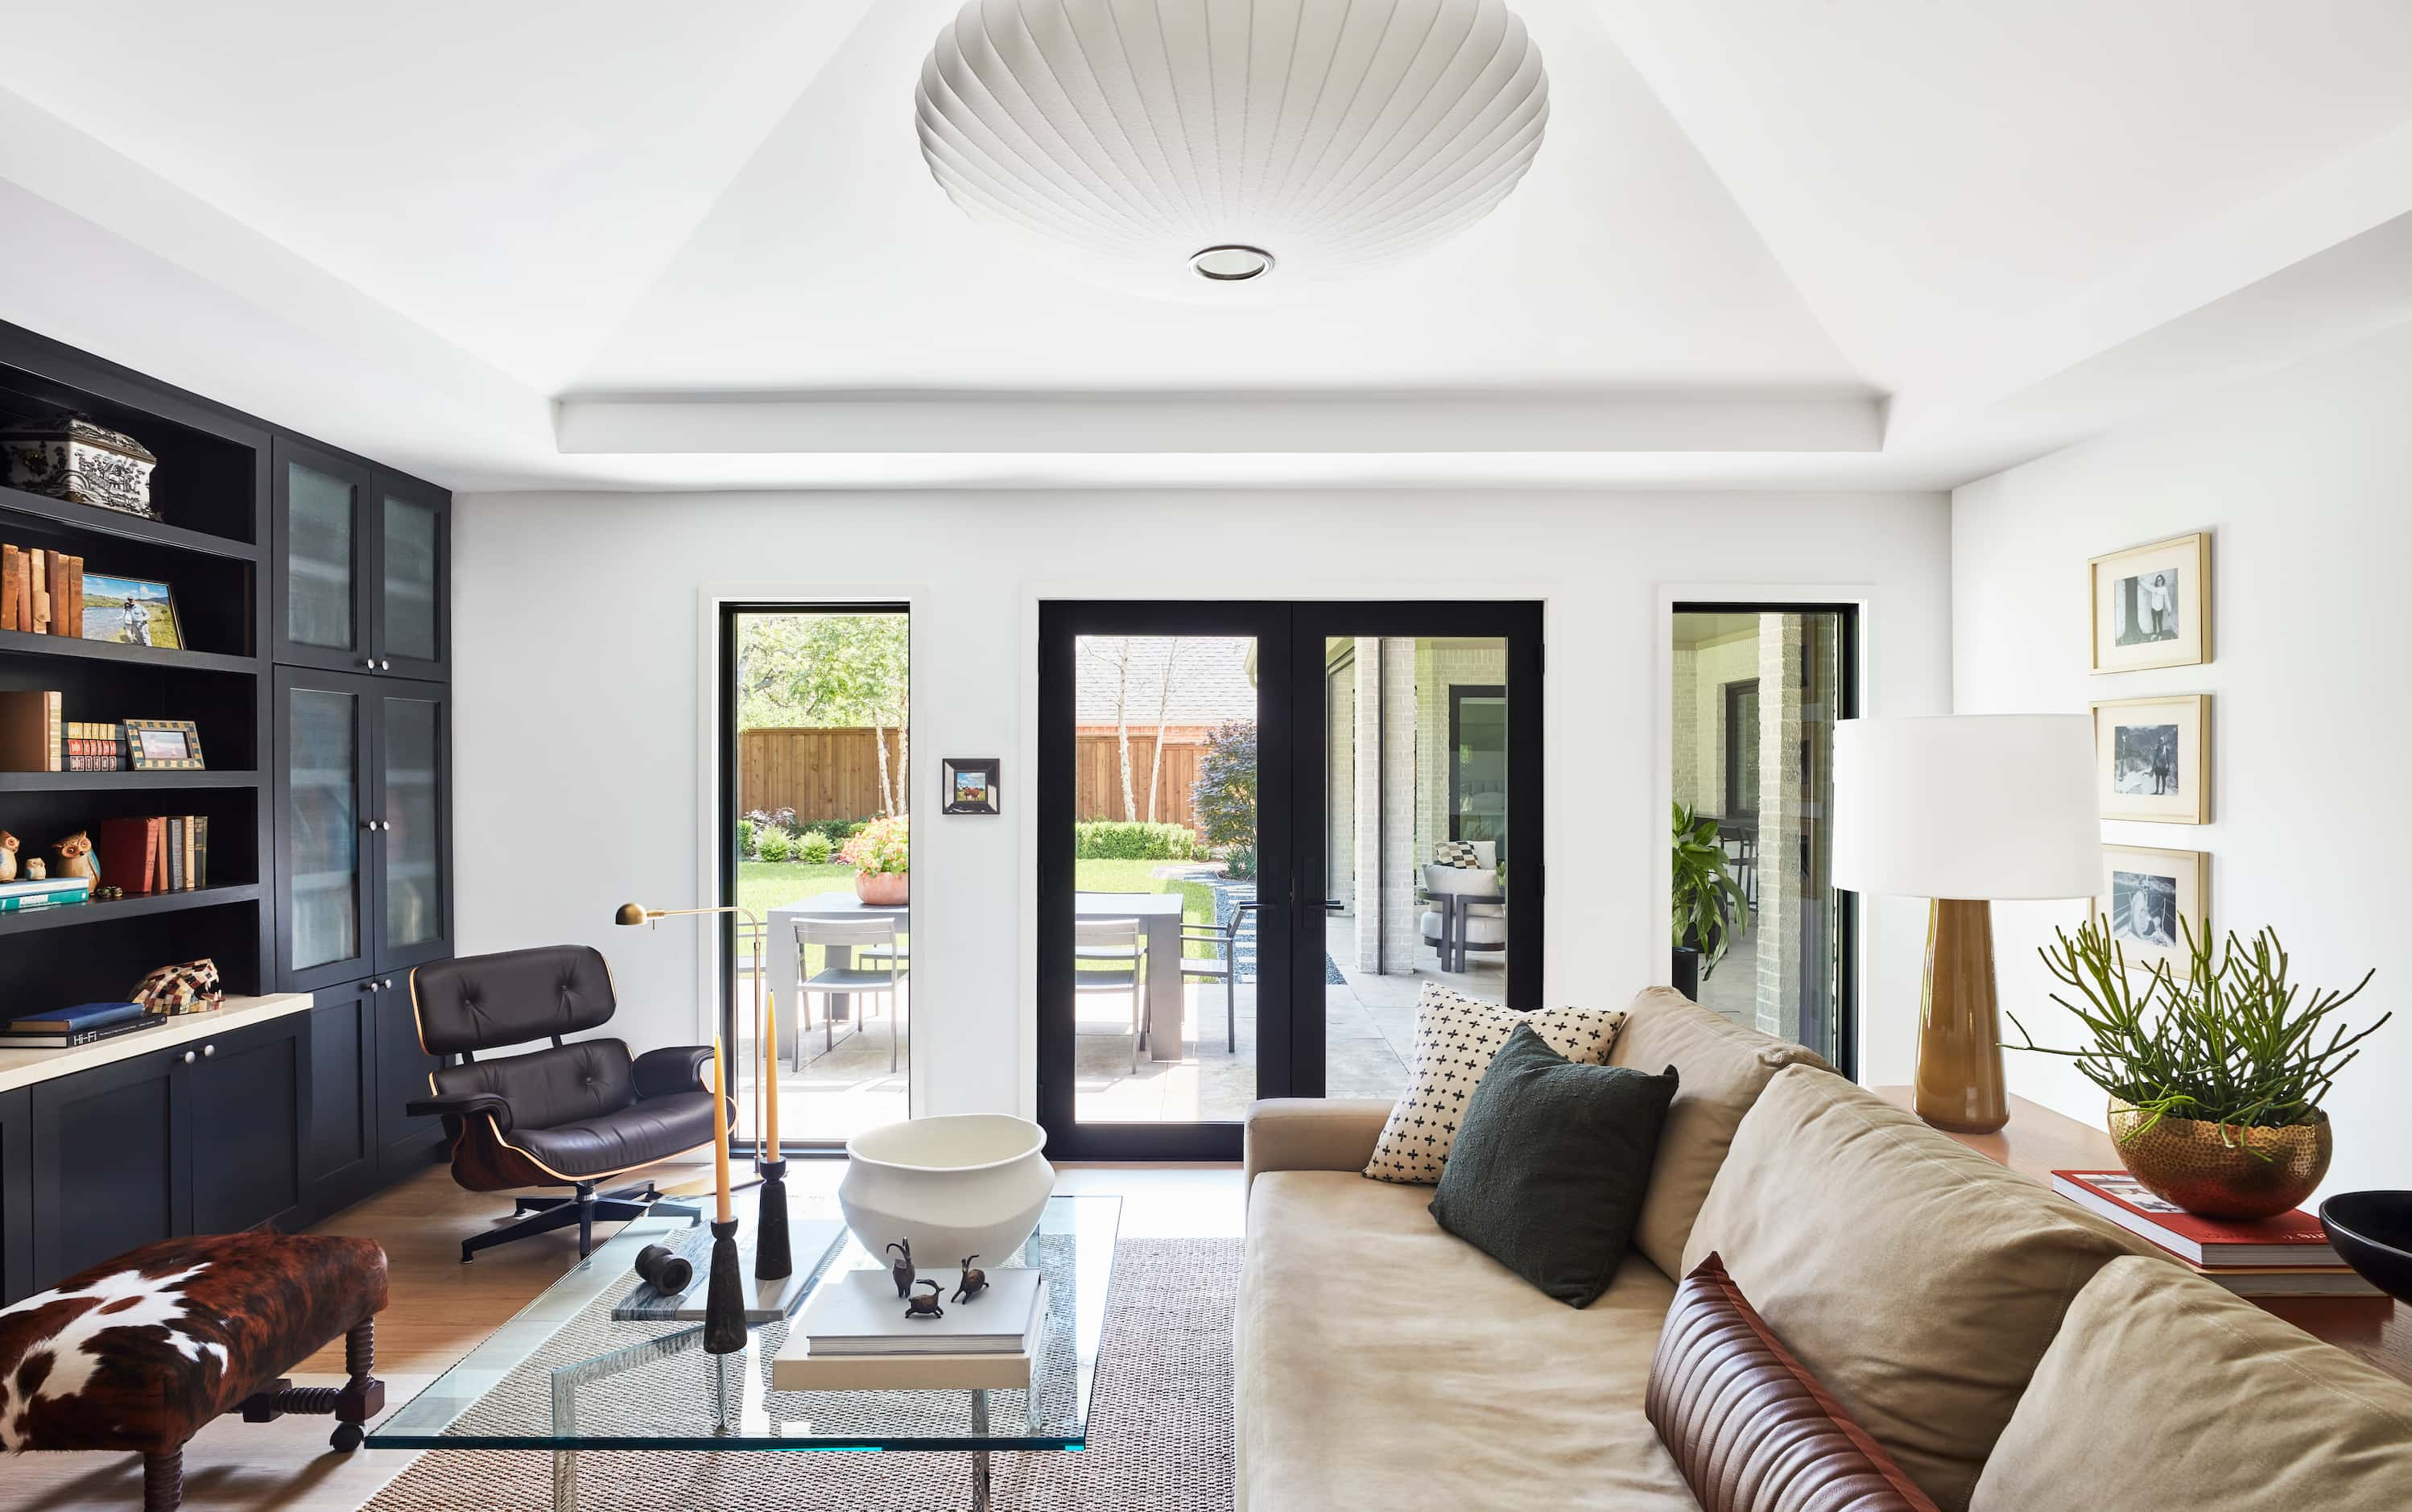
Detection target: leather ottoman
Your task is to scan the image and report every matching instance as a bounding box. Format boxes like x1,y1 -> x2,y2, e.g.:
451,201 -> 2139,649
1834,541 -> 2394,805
0,1232 -> 389,1510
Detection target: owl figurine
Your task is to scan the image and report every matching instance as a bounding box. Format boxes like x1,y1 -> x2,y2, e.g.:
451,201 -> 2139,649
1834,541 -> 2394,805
0,830 -> 16,882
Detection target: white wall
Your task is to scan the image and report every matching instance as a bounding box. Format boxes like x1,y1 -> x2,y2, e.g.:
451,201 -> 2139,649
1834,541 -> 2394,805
454,490 -> 1951,1120
1955,318 -> 2412,1201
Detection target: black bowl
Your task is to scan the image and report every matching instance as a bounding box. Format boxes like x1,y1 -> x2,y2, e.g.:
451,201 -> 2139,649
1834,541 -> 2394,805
2319,1191 -> 2412,1303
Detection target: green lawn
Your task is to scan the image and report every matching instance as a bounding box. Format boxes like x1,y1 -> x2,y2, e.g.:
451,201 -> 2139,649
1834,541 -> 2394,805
735,857 -> 1220,936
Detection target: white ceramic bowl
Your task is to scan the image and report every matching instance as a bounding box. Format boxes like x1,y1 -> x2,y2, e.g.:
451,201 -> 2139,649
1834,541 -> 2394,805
838,1114 -> 1055,1270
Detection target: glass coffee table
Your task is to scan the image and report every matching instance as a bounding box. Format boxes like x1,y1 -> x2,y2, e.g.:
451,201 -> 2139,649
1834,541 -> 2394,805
373,1195 -> 1120,1511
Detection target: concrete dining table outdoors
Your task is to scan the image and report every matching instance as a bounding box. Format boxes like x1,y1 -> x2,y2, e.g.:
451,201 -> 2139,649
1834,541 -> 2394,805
767,891 -> 1191,1061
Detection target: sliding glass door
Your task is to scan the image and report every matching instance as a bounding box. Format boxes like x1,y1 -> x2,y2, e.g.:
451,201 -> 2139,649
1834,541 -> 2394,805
1037,601 -> 1541,1159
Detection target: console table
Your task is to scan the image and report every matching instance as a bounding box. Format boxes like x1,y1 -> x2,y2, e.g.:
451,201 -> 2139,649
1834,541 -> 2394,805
1872,1086 -> 2411,1388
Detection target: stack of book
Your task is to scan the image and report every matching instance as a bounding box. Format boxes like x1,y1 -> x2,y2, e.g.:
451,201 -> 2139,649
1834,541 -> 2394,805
2053,1170 -> 2380,1296
0,543 -> 85,637
64,720 -> 128,771
97,815 -> 210,893
0,874 -> 93,913
778,1266 -> 1049,1390
2,1000 -> 160,1049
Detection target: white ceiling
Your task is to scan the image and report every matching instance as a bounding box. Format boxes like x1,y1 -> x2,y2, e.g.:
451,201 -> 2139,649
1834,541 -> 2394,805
0,0 -> 2406,493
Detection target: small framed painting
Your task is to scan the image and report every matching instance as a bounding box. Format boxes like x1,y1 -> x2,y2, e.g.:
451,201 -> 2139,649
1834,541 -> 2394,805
2093,694 -> 2208,824
123,718 -> 204,770
2100,845 -> 2208,979
943,758 -> 1001,815
82,572 -> 183,650
2089,532 -> 2210,673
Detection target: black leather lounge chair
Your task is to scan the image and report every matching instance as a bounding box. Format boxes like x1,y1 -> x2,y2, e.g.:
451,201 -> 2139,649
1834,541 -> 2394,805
404,944 -> 720,1262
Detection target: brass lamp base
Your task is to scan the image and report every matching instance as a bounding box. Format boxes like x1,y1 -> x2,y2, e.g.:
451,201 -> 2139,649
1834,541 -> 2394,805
1914,899 -> 2007,1134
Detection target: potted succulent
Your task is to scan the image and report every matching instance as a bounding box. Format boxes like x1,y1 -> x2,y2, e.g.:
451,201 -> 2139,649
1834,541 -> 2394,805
840,814 -> 911,907
1670,804 -> 1749,1000
2007,917 -> 2385,1219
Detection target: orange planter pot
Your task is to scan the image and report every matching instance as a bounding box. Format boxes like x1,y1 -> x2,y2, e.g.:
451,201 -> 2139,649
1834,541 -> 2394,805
855,870 -> 908,907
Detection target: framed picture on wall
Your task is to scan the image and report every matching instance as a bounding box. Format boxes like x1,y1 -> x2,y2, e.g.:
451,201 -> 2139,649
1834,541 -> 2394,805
2089,532 -> 2211,672
2100,845 -> 2208,980
2093,694 -> 2208,824
943,757 -> 1001,815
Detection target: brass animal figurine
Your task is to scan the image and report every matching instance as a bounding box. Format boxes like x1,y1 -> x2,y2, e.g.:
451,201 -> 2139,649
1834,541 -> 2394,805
0,830 -> 15,882
952,1257 -> 987,1303
903,1279 -> 945,1320
886,1239 -> 915,1299
52,831 -> 96,880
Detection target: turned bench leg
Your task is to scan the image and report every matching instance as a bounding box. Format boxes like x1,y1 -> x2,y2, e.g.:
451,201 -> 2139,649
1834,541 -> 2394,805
235,1316 -> 385,1452
142,1448 -> 181,1512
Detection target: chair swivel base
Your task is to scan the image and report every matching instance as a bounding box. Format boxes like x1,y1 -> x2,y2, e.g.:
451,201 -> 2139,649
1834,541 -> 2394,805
462,1178 -> 702,1263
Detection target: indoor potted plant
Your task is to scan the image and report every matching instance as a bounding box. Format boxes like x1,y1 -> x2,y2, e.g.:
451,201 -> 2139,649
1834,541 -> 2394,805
840,814 -> 911,906
1670,803 -> 1748,1000
2007,916 -> 2385,1219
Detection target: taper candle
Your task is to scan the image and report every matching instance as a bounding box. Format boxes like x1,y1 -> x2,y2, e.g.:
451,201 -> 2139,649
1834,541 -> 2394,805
710,1035 -> 733,1224
762,990 -> 780,1151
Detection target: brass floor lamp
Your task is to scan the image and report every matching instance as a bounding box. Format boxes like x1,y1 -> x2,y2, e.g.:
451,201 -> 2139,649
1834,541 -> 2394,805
614,901 -> 774,1167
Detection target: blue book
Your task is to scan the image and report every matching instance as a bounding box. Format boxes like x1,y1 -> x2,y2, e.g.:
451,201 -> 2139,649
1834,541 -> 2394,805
9,1001 -> 143,1033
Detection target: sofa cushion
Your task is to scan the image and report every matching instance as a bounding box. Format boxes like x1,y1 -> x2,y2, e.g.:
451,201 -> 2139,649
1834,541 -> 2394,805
1971,1256 -> 2412,1510
1648,1253 -> 1939,1512
1681,1066 -> 2162,1512
1609,988 -> 1832,1278
1239,1171 -> 1699,1510
1364,983 -> 1628,1184
1429,1025 -> 1679,1307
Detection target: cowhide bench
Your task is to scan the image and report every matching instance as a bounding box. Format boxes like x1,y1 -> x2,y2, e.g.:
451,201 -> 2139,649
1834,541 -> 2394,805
0,1231 -> 389,1510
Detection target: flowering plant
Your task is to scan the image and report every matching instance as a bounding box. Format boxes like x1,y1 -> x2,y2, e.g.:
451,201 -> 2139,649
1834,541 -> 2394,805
838,814 -> 909,876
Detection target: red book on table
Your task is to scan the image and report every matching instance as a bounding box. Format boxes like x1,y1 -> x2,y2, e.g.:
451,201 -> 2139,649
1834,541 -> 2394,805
2051,1170 -> 2338,1267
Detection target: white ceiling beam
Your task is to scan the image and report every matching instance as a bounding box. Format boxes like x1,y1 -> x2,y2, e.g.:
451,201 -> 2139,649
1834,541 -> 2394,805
554,389 -> 1882,456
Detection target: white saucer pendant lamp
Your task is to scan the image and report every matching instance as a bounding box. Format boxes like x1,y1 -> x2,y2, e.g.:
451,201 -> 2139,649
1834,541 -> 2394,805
915,0 -> 1549,296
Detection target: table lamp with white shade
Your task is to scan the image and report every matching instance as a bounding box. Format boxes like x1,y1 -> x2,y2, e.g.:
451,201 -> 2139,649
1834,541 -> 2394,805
1832,716 -> 2099,1134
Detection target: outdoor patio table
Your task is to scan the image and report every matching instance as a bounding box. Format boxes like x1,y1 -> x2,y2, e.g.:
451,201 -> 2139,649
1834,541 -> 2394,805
767,891 -> 1189,1061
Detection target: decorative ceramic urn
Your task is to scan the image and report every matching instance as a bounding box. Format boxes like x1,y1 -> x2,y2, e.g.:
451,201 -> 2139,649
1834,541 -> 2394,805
838,1114 -> 1054,1268
2,414 -> 159,518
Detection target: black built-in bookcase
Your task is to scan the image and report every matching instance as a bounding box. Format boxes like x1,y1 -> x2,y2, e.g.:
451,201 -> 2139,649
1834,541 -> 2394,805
0,318 -> 451,1301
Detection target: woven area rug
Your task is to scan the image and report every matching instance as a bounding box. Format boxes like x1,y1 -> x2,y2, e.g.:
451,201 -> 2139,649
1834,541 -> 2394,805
366,1238 -> 1238,1512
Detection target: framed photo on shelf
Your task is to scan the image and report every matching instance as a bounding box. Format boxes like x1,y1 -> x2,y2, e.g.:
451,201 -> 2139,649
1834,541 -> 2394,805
2093,694 -> 2208,824
2089,532 -> 2209,673
2100,845 -> 2208,980
943,758 -> 1001,815
123,718 -> 204,770
81,572 -> 183,650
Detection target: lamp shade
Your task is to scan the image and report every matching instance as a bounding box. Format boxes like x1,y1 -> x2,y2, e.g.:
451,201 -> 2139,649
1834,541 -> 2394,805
914,0 -> 1549,300
1831,716 -> 2098,901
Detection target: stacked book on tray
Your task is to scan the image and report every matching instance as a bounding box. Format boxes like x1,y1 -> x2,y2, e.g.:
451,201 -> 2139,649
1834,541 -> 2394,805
2053,1170 -> 2380,1297
2,1000 -> 161,1049
797,1267 -> 1049,1358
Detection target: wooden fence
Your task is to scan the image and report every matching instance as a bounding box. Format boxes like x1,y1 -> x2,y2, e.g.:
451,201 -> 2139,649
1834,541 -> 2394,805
739,726 -> 1206,830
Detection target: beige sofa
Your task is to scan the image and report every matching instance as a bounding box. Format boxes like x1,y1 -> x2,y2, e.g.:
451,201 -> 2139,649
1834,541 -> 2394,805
1236,987 -> 2412,1511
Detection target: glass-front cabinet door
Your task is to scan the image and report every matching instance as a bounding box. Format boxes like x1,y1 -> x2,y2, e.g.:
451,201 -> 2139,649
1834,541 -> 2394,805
374,474 -> 448,680
275,668 -> 376,990
375,681 -> 451,971
273,438 -> 370,672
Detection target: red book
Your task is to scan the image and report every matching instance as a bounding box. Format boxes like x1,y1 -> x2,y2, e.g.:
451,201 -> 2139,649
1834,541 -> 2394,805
2051,1170 -> 2338,1266
96,816 -> 162,894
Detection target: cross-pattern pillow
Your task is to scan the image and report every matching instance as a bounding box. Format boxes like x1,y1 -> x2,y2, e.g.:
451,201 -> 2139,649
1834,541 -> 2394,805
1363,983 -> 1629,1184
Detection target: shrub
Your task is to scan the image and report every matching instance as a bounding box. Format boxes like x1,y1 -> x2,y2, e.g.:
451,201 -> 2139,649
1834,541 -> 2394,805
1074,821 -> 1197,861
736,817 -> 758,859
1192,721 -> 1257,861
1223,844 -> 1257,881
840,814 -> 910,874
756,828 -> 793,863
797,830 -> 835,865
799,817 -> 869,845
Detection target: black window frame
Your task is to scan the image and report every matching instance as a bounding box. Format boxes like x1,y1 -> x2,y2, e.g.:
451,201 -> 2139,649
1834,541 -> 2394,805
1446,683 -> 1509,849
1722,677 -> 1761,820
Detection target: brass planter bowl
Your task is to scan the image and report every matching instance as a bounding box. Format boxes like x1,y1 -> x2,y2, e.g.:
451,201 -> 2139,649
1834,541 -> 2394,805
2108,1100 -> 2331,1220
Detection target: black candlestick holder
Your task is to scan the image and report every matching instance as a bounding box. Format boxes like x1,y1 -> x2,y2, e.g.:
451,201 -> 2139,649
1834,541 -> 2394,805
755,1158 -> 792,1279
702,1217 -> 746,1355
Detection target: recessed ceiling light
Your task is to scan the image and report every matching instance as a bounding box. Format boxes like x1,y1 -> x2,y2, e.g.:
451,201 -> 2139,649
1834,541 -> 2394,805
1191,246 -> 1274,283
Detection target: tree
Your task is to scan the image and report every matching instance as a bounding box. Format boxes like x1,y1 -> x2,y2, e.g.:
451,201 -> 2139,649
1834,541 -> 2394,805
1081,636 -> 1139,820
1146,637 -> 1184,823
1192,720 -> 1258,877
736,612 -> 910,816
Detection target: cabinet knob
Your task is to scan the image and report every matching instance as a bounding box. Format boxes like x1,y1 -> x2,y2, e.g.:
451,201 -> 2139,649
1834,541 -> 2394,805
181,1050 -> 196,1065
202,1043 -> 216,1059
379,659 -> 392,670
381,977 -> 394,989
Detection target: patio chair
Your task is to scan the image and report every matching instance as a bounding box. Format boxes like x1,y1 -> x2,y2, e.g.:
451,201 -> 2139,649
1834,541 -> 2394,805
1180,902 -> 1254,1055
793,915 -> 906,1072
1419,841 -> 1505,973
1074,915 -> 1149,1070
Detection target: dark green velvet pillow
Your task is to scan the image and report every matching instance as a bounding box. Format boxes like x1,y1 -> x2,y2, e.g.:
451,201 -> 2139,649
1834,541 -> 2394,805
1428,1022 -> 1679,1308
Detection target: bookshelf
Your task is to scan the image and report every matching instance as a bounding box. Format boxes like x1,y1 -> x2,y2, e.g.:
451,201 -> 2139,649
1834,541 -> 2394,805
0,323 -> 272,1010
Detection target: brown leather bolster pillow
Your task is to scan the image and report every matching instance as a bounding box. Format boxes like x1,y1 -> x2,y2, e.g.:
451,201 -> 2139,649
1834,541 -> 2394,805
1647,1253 -> 1940,1512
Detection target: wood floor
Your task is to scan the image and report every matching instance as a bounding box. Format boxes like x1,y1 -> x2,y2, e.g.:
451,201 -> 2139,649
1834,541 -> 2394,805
7,1155 -> 1243,1512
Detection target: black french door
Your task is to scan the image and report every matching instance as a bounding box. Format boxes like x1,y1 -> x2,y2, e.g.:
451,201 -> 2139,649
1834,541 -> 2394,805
1037,601 -> 1543,1160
